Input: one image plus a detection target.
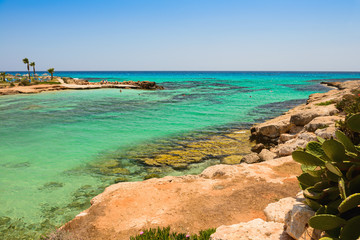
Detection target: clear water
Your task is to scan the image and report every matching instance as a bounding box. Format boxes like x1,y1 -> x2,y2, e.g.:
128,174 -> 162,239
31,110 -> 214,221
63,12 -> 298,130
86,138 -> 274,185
1,71 -> 360,238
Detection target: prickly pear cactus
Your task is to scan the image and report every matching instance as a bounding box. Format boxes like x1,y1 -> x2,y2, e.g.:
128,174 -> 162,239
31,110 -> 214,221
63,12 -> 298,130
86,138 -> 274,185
292,113 -> 360,240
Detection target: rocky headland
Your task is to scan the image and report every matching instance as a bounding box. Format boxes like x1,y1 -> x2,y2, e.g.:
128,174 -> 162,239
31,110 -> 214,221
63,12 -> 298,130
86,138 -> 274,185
54,80 -> 360,240
0,77 -> 164,96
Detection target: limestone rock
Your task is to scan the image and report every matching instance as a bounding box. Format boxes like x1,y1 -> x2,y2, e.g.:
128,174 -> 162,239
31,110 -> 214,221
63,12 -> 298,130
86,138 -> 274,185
315,125 -> 336,139
257,121 -> 292,138
264,197 -> 297,223
251,143 -> 265,153
285,201 -> 322,240
258,149 -> 277,161
241,153 -> 261,164
289,126 -> 304,134
304,116 -> 343,132
290,106 -> 339,126
277,139 -> 307,157
290,111 -> 320,126
210,218 -> 292,240
297,132 -> 317,142
279,133 -> 296,143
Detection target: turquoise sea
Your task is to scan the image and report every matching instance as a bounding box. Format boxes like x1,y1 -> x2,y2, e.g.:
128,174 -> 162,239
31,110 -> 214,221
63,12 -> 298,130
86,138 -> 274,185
1,71 -> 360,238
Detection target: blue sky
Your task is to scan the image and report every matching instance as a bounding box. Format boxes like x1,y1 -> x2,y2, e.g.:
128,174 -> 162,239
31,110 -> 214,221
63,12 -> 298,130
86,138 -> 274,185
1,0 -> 360,71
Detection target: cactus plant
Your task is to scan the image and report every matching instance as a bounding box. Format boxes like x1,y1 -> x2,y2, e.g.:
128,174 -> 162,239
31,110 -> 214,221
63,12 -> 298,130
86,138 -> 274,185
292,113 -> 360,239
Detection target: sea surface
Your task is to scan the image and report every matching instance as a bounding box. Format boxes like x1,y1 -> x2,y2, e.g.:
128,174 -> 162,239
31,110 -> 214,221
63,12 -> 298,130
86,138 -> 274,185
1,71 -> 360,238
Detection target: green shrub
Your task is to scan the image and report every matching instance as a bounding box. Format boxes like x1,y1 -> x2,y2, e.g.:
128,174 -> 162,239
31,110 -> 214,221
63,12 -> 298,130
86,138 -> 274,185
316,100 -> 336,106
336,90 -> 360,145
129,227 -> 216,240
292,113 -> 360,240
19,79 -> 31,86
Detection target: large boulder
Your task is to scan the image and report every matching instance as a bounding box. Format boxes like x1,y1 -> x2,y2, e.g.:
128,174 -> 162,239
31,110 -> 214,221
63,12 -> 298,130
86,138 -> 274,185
241,153 -> 261,164
210,218 -> 292,240
277,139 -> 307,157
279,133 -> 297,143
304,116 -> 343,132
290,106 -> 339,126
264,197 -> 297,223
258,149 -> 277,161
297,132 -> 317,142
284,200 -> 322,240
315,125 -> 336,139
251,143 -> 265,153
290,111 -> 320,126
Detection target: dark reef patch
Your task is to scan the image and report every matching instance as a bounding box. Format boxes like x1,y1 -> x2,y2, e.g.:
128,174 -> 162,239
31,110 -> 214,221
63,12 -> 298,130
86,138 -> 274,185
248,99 -> 306,123
279,83 -> 330,92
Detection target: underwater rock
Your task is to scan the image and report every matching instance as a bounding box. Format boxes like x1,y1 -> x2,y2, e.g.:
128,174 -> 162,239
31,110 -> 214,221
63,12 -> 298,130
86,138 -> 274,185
38,182 -> 64,191
2,161 -> 31,168
143,173 -> 161,180
172,163 -> 188,170
114,177 -> 128,183
221,155 -> 242,164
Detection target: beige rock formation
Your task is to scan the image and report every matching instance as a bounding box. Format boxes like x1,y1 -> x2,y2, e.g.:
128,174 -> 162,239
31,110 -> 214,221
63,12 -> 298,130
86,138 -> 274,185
264,197 -> 297,223
210,219 -> 292,240
59,157 -> 301,240
284,200 -> 322,240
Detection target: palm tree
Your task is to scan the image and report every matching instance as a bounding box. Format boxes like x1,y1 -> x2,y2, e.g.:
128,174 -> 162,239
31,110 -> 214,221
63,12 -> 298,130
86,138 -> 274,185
30,62 -> 36,78
47,68 -> 55,81
0,72 -> 5,82
22,58 -> 30,80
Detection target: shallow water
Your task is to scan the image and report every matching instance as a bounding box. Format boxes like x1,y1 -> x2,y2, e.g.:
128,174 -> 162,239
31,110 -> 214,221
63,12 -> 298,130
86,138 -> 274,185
1,71 -> 360,238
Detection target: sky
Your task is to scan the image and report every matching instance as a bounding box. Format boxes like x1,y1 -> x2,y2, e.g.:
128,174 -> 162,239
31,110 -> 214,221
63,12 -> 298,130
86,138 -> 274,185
1,0 -> 360,71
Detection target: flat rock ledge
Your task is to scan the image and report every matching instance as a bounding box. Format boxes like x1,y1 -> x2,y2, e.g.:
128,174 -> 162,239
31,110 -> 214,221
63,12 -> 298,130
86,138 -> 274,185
60,156 -> 301,240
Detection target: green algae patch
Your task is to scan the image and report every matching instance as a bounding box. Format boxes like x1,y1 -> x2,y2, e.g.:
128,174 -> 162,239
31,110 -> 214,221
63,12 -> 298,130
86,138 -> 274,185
133,129 -> 253,168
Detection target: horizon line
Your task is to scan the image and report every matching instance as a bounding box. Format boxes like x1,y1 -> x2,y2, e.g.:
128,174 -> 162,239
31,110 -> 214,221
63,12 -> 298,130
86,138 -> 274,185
3,70 -> 360,73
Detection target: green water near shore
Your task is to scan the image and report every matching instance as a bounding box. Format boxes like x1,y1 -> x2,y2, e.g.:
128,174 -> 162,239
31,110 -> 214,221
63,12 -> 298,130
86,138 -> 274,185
1,71 -> 360,238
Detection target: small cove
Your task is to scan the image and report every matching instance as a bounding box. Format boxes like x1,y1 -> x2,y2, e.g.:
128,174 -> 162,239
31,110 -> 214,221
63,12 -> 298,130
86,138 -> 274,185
1,71 -> 360,238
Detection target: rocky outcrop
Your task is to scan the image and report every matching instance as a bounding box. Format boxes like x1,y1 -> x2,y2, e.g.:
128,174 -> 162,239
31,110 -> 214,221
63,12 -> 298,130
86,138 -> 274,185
284,199 -> 322,240
250,81 -> 360,146
240,153 -> 261,164
210,219 -> 291,240
0,78 -> 165,96
59,157 -> 301,240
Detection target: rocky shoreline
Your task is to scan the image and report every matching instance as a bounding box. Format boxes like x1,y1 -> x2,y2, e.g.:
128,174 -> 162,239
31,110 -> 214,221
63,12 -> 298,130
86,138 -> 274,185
54,80 -> 360,240
0,77 -> 164,96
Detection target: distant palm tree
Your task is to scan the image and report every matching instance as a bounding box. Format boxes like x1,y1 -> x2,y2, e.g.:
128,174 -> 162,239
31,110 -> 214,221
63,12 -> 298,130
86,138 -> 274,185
0,72 -> 5,82
47,68 -> 55,80
30,62 -> 36,78
22,58 -> 30,80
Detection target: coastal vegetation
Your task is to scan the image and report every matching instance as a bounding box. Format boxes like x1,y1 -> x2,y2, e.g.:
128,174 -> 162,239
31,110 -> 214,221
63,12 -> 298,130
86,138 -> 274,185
22,57 -> 30,80
129,227 -> 216,240
293,111 -> 360,239
30,61 -> 36,77
47,68 -> 55,80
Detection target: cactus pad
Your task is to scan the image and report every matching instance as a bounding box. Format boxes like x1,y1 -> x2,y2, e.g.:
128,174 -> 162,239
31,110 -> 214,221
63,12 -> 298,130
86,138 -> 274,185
335,130 -> 357,153
309,214 -> 346,230
322,139 -> 346,162
325,162 -> 343,177
338,193 -> 360,213
347,114 -> 360,132
306,141 -> 325,157
340,215 -> 360,240
292,150 -> 325,166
